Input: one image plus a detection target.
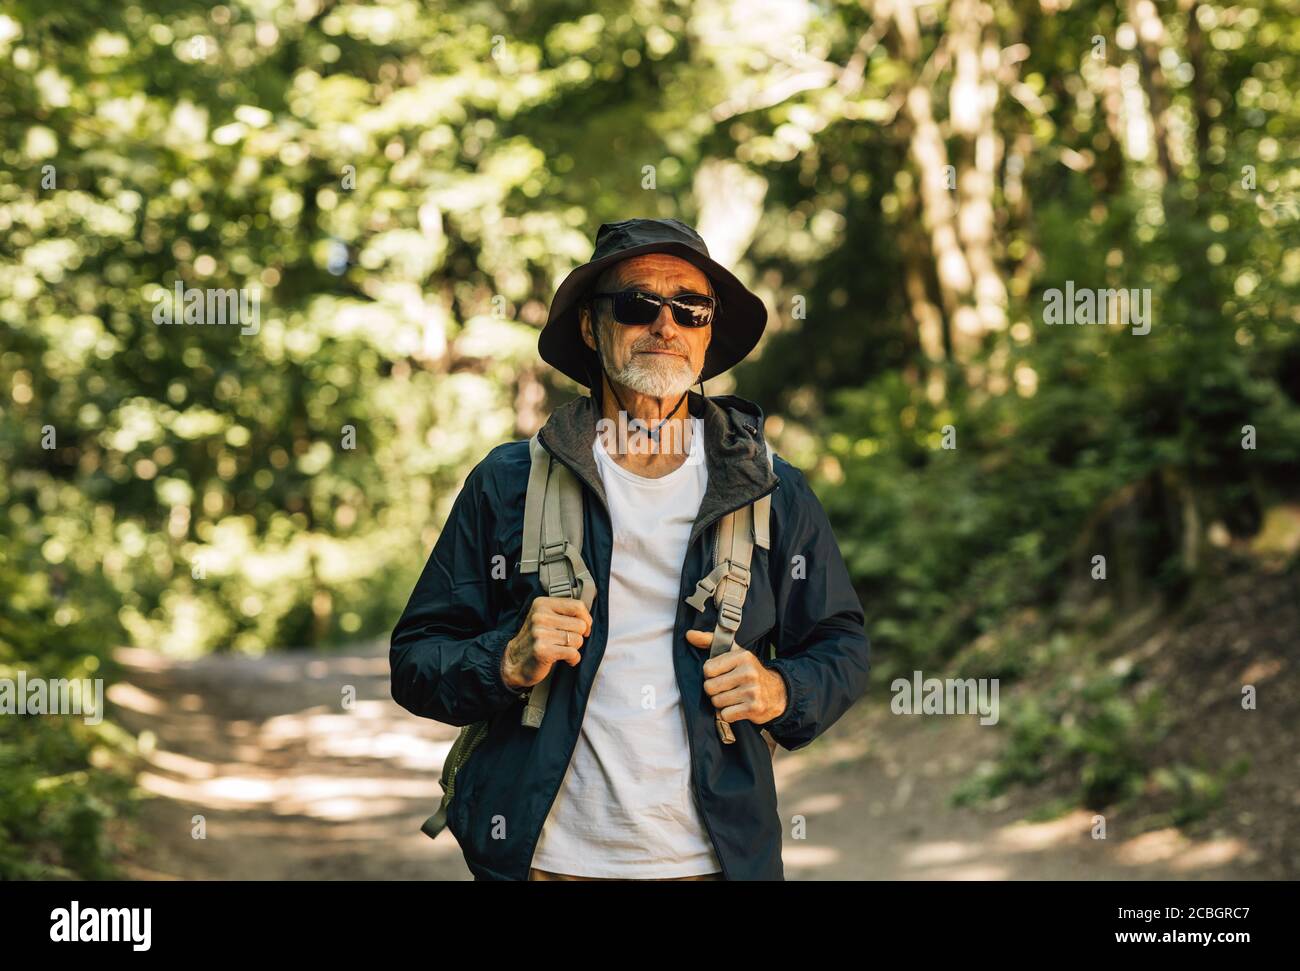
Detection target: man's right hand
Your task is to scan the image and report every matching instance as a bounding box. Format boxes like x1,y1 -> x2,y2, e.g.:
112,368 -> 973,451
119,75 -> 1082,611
501,597 -> 593,691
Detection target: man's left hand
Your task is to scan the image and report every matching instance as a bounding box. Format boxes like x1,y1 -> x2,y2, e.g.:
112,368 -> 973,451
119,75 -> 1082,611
686,630 -> 788,727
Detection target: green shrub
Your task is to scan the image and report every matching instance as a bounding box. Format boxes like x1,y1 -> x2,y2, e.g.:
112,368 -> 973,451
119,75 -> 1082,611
0,537 -> 134,879
952,664 -> 1168,810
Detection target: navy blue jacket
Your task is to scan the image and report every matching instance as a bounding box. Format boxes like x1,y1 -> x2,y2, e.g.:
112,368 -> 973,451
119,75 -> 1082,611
390,391 -> 870,879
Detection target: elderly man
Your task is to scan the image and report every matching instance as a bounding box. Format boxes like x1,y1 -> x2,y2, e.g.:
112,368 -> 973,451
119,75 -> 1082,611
391,217 -> 870,880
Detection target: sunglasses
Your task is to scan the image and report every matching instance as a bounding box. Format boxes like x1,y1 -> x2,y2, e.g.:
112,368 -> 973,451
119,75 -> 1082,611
590,288 -> 717,328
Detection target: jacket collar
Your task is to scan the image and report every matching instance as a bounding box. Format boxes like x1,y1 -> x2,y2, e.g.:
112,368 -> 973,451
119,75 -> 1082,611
536,389 -> 779,547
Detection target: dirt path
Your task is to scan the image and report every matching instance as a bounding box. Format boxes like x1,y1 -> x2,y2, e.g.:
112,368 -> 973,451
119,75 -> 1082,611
110,641 -> 1265,880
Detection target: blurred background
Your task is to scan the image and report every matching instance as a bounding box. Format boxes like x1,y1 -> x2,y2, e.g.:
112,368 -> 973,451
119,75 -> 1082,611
1,0 -> 1296,880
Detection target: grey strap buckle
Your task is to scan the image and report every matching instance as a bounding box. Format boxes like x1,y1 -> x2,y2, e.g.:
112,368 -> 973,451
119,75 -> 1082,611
686,559 -> 753,612
723,561 -> 751,589
540,541 -> 570,565
541,540 -> 579,598
718,599 -> 744,632
686,564 -> 724,611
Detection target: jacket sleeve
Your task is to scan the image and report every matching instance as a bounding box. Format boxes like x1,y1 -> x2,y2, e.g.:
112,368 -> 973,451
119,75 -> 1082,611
390,456 -> 527,727
758,463 -> 871,751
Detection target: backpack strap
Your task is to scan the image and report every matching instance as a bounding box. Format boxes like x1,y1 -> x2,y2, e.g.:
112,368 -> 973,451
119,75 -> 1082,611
519,434 -> 552,573
518,434 -> 595,729
420,436 -> 596,840
685,441 -> 775,744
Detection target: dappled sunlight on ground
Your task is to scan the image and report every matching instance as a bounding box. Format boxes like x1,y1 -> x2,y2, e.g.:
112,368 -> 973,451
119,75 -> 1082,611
112,641 -> 1269,881
905,840 -> 978,866
781,844 -> 841,868
1113,828 -> 1252,872
107,681 -> 167,715
113,641 -> 469,880
995,811 -> 1097,852
777,703 -> 1265,881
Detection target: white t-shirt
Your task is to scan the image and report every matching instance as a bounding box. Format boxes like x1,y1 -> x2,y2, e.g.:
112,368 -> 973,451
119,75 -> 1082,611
531,417 -> 721,878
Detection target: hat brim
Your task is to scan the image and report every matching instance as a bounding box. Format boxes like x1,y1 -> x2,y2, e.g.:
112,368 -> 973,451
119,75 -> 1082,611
539,240 -> 767,388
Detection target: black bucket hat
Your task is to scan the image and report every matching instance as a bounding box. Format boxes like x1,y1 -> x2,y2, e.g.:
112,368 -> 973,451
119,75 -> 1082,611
539,217 -> 767,388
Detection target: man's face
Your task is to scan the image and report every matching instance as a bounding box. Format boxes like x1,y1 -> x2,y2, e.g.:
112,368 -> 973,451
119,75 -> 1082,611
580,254 -> 714,400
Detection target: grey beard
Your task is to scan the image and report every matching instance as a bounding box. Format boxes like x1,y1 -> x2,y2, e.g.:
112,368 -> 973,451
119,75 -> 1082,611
599,344 -> 698,399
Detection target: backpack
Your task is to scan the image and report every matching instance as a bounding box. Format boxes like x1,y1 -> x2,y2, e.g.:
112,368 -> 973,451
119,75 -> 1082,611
420,431 -> 775,840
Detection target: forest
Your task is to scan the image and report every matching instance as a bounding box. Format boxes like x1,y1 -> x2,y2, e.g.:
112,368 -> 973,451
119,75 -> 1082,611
1,0 -> 1296,878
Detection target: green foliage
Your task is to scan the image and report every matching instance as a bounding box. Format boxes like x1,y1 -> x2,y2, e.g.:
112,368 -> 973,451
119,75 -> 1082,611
952,663 -> 1168,810
1147,761 -> 1243,828
0,720 -> 132,879
0,532 -> 134,879
1,0 -> 1295,870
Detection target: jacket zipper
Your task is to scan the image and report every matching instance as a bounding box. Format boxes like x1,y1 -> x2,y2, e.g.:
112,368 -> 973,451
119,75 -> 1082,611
677,480 -> 779,881
678,526 -> 728,878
